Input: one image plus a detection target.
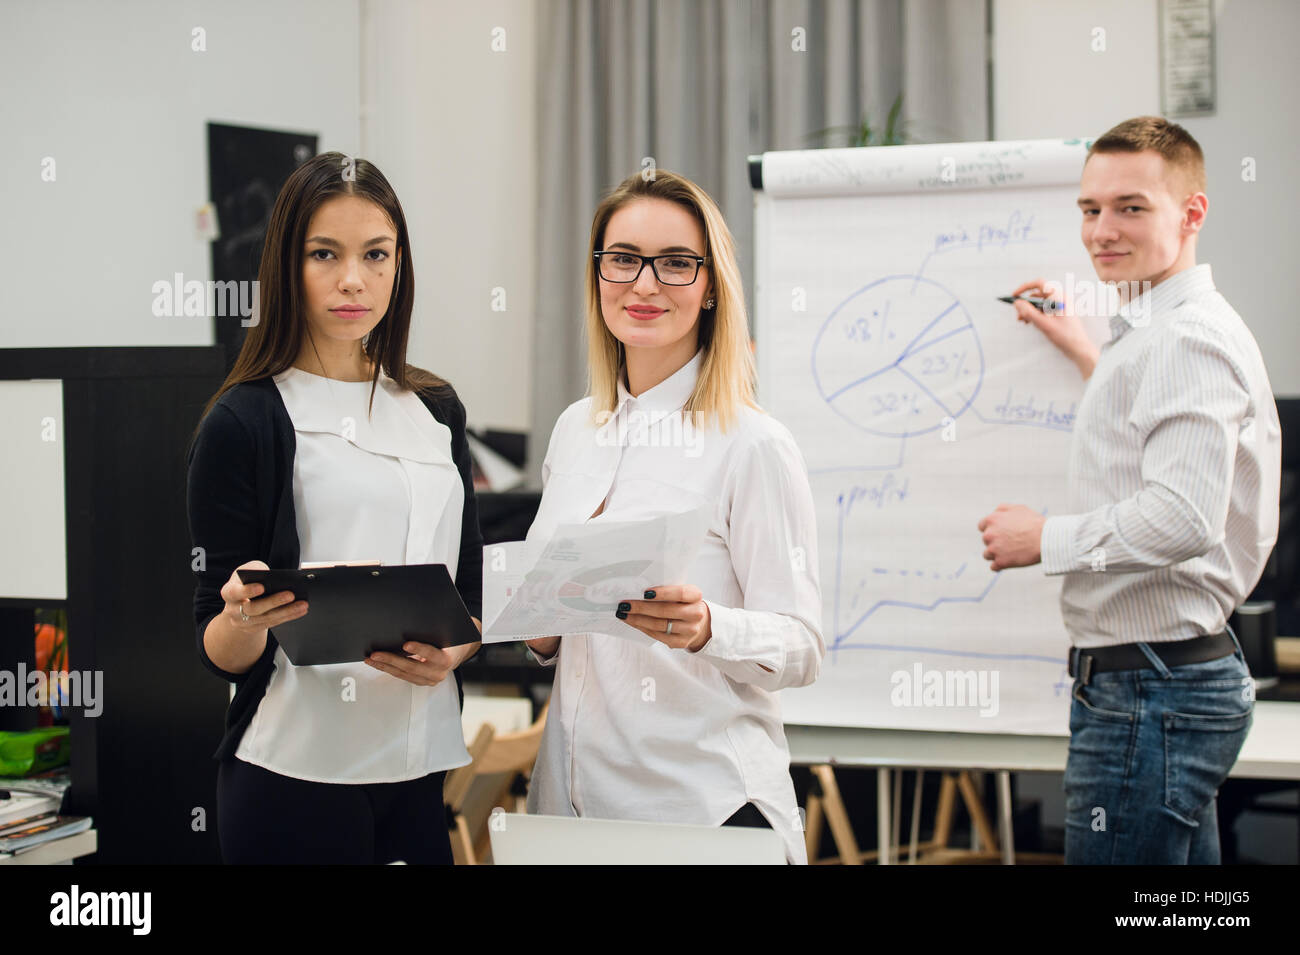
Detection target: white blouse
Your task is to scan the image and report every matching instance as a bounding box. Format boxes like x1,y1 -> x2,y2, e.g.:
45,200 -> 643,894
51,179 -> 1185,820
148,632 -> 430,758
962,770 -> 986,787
524,350 -> 824,864
234,366 -> 471,783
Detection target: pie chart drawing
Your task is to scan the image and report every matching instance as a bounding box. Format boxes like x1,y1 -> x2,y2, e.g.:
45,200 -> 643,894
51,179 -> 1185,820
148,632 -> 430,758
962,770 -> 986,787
812,275 -> 984,439
556,560 -> 653,612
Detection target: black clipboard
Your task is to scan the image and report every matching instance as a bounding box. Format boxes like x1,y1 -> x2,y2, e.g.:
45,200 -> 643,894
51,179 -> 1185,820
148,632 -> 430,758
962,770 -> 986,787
236,563 -> 480,666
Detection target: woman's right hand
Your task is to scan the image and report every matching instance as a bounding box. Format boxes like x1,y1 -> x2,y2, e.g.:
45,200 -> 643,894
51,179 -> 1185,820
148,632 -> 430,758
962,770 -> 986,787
221,560 -> 308,635
525,636 -> 561,660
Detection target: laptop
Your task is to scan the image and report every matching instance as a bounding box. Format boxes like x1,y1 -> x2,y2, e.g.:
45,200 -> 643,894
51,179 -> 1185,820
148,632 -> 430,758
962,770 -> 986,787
488,812 -> 787,865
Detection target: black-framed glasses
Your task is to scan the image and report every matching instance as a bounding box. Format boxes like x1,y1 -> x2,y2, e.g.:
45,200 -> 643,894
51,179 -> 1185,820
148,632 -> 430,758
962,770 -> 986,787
594,250 -> 708,286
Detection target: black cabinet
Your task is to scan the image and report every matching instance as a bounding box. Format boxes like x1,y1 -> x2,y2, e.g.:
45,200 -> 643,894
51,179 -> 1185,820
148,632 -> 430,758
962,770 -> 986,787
0,347 -> 231,863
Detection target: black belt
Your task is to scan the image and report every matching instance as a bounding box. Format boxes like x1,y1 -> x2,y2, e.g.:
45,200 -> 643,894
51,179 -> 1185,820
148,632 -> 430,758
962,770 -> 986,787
1069,632 -> 1235,684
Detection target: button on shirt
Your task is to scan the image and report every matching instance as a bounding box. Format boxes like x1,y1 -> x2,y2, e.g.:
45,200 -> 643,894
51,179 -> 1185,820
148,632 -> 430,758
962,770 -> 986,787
234,367 -> 472,782
523,350 -> 824,864
1041,265 -> 1282,647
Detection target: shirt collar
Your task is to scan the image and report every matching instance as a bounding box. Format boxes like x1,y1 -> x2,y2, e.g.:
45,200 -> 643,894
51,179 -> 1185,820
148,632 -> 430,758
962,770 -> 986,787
1110,263 -> 1215,341
272,366 -> 454,467
612,349 -> 704,427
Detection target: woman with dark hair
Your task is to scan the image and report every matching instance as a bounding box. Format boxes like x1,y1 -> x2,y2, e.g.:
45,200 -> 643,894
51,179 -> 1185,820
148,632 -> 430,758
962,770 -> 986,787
186,152 -> 481,864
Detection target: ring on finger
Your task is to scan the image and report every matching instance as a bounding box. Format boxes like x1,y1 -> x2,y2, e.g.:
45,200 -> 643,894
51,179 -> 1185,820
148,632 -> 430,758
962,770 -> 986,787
239,601 -> 250,623
665,621 -> 673,635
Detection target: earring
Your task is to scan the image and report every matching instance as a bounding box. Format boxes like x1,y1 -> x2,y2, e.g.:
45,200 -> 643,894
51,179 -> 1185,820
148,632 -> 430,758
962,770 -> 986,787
704,297 -> 716,309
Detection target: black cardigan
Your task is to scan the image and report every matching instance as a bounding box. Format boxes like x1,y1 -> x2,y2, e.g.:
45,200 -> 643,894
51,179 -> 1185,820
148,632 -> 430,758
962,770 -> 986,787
185,375 -> 483,761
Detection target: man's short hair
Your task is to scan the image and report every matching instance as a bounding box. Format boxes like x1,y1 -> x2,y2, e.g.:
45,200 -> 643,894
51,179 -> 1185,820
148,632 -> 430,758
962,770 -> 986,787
1087,116 -> 1207,196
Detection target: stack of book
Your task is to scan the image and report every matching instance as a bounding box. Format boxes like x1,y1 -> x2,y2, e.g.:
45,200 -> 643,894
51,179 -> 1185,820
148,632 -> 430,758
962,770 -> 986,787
0,788 -> 92,858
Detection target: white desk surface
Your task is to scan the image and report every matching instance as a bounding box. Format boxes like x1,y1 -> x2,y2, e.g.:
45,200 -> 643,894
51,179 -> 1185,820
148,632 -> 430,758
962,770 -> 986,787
786,699 -> 1300,780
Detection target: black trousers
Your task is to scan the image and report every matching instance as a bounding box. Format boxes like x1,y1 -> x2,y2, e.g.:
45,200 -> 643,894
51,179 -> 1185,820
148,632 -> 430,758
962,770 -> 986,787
217,757 -> 453,864
722,802 -> 772,829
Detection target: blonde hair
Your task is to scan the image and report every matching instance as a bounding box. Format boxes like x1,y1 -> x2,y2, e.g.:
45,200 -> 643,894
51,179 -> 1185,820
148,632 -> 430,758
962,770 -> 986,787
584,169 -> 758,432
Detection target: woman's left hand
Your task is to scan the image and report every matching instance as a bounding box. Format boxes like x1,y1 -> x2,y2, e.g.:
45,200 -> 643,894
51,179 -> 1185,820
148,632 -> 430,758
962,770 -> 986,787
616,585 -> 711,652
365,635 -> 480,686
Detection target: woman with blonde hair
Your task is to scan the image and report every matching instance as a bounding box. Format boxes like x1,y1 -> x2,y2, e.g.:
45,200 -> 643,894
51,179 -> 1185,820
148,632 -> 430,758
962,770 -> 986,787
524,170 -> 823,863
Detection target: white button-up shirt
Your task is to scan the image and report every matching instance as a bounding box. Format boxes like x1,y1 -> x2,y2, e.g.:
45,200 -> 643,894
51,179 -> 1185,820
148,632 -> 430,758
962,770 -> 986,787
1041,264 -> 1281,647
524,350 -> 824,863
235,366 -> 471,782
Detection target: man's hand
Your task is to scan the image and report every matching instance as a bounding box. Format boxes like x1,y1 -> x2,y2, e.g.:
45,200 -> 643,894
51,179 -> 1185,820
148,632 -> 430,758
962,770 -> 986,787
978,504 -> 1045,571
1010,278 -> 1100,379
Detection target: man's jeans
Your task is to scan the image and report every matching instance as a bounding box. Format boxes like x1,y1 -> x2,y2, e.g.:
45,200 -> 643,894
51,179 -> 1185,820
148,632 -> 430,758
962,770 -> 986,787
1063,633 -> 1253,864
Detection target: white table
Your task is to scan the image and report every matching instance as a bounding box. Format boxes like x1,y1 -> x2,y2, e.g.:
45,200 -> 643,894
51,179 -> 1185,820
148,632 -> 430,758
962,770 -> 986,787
786,700 -> 1300,864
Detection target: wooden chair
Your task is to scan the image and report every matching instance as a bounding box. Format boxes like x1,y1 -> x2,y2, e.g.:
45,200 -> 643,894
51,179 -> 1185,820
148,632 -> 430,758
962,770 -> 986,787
805,766 -> 1060,864
445,700 -> 549,865
805,764 -> 866,864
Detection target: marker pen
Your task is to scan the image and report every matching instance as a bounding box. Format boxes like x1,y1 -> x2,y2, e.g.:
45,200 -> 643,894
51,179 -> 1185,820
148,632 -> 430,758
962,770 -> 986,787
997,295 -> 1064,313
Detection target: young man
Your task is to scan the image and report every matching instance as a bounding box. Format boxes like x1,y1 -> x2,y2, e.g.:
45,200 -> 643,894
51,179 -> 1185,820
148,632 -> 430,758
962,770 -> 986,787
977,117 -> 1281,864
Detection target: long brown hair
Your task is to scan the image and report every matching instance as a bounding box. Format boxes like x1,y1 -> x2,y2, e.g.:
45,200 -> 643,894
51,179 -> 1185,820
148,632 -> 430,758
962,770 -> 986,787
194,151 -> 447,440
585,170 -> 758,432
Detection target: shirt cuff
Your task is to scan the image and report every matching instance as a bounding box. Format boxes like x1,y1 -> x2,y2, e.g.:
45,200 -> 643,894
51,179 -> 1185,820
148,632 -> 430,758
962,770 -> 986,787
529,642 -> 560,667
694,600 -> 736,659
1041,514 -> 1084,575
694,600 -> 786,675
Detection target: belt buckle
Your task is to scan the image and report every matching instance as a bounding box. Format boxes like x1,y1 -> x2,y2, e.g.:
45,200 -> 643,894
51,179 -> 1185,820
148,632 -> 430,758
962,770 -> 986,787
1073,652 -> 1094,686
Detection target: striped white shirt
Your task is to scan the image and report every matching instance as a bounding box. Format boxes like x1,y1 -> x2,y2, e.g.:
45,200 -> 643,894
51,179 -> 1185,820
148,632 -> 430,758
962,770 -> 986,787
1040,264 -> 1281,648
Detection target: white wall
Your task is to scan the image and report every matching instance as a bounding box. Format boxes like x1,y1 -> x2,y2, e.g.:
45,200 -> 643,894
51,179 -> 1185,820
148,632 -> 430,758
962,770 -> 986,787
361,0 -> 537,433
1,0 -> 362,349
994,0 -> 1300,395
0,382 -> 66,600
